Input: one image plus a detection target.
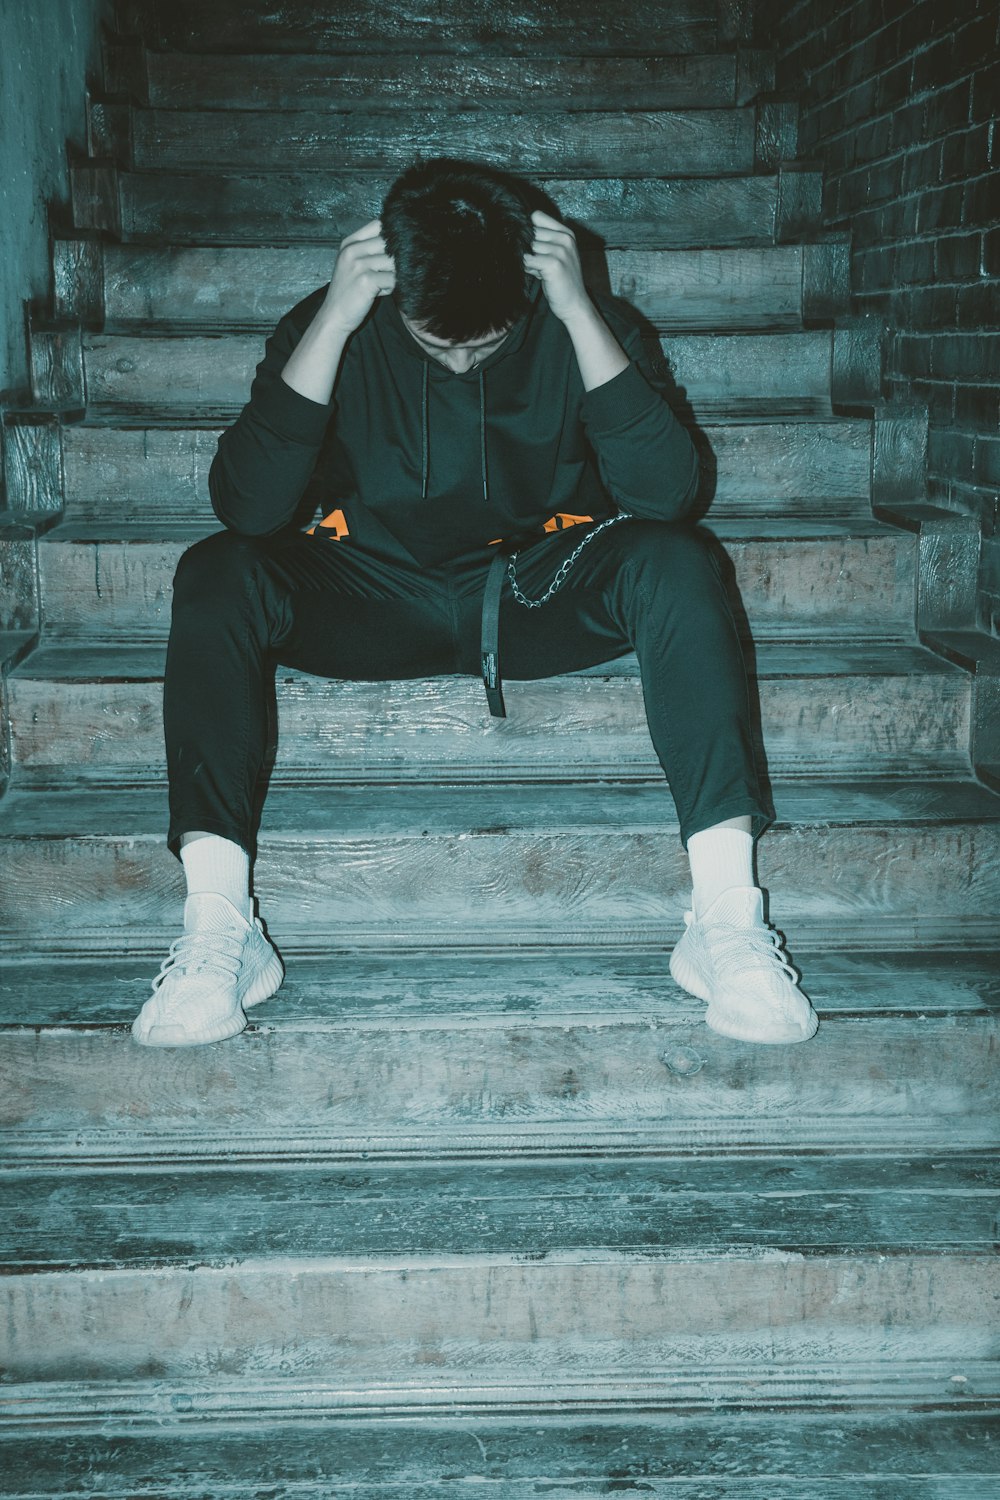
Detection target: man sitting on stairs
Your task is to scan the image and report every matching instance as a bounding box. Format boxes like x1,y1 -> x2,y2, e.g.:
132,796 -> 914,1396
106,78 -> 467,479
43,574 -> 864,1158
131,156 -> 819,1050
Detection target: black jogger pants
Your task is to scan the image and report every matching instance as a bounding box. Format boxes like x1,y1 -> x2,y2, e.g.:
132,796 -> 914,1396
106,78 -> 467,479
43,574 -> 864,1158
163,516 -> 773,862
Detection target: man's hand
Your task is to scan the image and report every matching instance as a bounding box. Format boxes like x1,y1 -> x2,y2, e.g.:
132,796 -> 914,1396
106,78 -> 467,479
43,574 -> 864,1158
523,209 -> 592,325
322,219 -> 397,335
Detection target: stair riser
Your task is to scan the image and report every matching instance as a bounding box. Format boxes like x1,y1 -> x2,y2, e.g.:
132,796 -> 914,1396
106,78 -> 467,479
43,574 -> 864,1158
126,108 -> 759,176
0,821 -> 996,952
0,1255 -> 992,1384
78,331 -> 834,417
2,1018 -> 997,1161
117,0 -> 719,54
7,671 -> 971,778
74,170 -> 822,247
56,421 -> 873,519
69,242 -> 846,330
35,534 -> 917,635
143,52 -> 767,111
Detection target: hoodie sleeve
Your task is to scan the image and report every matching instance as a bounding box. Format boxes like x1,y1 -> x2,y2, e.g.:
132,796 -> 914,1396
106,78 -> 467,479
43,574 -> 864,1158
208,288 -> 335,536
578,306 -> 700,522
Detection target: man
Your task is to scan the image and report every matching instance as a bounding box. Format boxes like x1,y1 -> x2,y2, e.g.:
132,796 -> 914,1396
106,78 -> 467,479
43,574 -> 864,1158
132,157 -> 818,1049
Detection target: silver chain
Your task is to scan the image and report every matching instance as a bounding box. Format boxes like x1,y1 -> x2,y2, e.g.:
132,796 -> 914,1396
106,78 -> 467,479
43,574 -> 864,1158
506,513 -> 631,608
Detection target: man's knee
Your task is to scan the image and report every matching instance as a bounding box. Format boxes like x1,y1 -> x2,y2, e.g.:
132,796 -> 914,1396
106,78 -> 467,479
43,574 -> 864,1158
172,528 -> 271,608
616,518 -> 723,593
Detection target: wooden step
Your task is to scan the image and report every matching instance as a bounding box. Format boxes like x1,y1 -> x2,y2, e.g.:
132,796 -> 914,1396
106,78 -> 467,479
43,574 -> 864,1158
33,518 -> 918,637
138,49 -> 774,112
77,329 -> 840,417
5,1155 -> 998,1268
56,239 -> 849,330
4,948 -> 996,1028
0,1241 -> 993,1383
73,167 -> 824,246
1,1409 -> 996,1493
51,417 -> 873,521
6,640 -> 972,781
0,779 -> 997,954
116,0 -> 721,55
120,106 -> 765,177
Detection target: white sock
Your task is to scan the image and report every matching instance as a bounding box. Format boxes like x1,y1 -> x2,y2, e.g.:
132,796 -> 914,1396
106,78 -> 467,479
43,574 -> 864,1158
686,827 -> 755,919
180,834 -> 252,923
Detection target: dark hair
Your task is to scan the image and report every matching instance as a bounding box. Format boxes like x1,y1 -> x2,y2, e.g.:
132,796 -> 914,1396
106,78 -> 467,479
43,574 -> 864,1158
381,157 -> 534,341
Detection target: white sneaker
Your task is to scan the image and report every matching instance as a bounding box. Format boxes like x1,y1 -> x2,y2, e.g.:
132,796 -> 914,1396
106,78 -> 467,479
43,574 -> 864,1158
669,886 -> 819,1044
131,892 -> 284,1047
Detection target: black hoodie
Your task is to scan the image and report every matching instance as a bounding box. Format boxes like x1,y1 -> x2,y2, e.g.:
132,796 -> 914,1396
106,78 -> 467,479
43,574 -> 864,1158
209,282 -> 701,569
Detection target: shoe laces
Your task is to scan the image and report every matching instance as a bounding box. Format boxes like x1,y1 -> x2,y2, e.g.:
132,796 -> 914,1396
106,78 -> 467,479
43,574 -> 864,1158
150,927 -> 244,1000
703,919 -> 803,1015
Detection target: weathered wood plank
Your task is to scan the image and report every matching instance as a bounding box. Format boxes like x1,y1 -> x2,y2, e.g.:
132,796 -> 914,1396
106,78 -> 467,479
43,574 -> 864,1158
34,523 -> 917,635
0,1413 -> 995,1495
106,172 -> 810,247
0,1251 -> 994,1383
133,107 -> 757,176
80,329 -> 836,416
2,948 -> 996,1027
0,781 -> 997,954
6,642 -> 971,778
145,51 -> 748,111
96,243 -> 809,330
4,1157 -> 996,1269
117,0 -> 718,55
60,418 -> 874,518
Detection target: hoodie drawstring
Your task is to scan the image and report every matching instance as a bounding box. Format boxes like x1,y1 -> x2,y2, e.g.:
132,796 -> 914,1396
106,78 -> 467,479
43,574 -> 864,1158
420,359 -> 429,501
479,367 -> 488,503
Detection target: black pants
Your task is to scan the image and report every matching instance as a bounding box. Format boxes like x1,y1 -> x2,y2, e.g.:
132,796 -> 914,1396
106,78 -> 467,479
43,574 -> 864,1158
164,516 -> 772,862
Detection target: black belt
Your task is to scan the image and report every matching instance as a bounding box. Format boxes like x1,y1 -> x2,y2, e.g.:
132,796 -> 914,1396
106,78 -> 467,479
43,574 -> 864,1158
480,544 -> 511,719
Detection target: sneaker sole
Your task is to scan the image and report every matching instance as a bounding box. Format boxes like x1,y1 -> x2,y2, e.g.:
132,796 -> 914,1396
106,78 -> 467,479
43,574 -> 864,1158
669,945 -> 819,1046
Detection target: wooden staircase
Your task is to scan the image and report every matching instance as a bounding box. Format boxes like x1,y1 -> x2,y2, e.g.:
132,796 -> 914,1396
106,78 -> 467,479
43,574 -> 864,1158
1,0 -> 998,1491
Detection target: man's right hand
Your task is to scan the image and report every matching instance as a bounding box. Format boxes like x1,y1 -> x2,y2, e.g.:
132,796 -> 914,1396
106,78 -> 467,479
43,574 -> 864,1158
322,219 -> 397,335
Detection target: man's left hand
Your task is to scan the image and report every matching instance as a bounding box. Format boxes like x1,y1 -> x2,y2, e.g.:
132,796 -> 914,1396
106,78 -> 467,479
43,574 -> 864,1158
523,209 -> 592,325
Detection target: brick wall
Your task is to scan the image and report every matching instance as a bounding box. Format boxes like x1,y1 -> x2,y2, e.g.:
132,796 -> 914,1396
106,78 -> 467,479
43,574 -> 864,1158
756,0 -> 1000,631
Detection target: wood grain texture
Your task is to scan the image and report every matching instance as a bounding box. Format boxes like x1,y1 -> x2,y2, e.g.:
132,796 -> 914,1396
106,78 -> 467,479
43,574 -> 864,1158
6,642 -> 971,776
145,51 -> 747,111
33,523 -> 918,635
117,0 -> 718,54
60,417 -> 874,519
133,107 -> 756,176
2,948 -> 996,1027
0,1414 -> 995,1494
80,329 -> 836,416
96,243 -> 809,329
112,172 -> 807,247
0,1252 -> 994,1383
1,419 -> 63,515
5,1156 -> 997,1269
0,781 -> 997,953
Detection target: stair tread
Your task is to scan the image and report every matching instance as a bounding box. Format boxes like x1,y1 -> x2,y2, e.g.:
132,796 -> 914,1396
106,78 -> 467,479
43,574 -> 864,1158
3,1154 -> 997,1271
3,949 -> 996,1027
9,637 -> 963,681
0,1405 -> 996,1482
39,514 -> 902,543
2,778 -> 998,836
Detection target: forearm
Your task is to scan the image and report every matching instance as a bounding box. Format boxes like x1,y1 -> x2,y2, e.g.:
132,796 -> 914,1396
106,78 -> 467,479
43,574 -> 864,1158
562,299 -> 630,392
280,295 -> 352,405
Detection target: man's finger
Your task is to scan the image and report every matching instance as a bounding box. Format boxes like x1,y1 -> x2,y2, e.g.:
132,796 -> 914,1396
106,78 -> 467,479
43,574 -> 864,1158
530,209 -> 564,229
342,218 -> 384,245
